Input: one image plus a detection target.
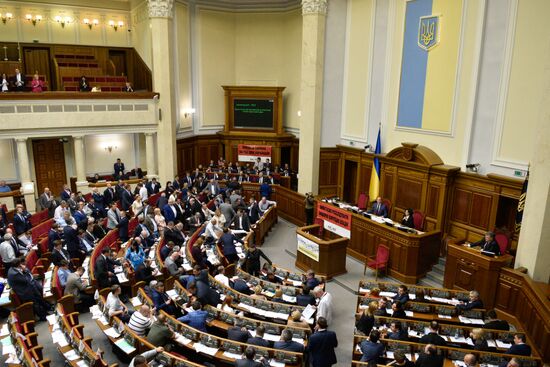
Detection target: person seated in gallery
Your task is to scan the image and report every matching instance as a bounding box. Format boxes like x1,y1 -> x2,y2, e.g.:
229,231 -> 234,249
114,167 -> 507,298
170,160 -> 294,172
368,197 -> 388,217
401,208 -> 415,228
469,231 -> 501,255
456,290 -> 484,311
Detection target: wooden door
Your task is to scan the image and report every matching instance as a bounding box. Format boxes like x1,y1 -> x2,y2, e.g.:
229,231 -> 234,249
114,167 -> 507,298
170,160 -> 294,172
343,160 -> 358,203
108,50 -> 127,76
33,139 -> 67,195
23,47 -> 52,88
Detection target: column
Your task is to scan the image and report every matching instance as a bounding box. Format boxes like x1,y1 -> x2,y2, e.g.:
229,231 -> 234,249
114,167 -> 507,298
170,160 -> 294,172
148,0 -> 177,183
73,136 -> 89,193
145,132 -> 158,178
297,0 -> 327,194
15,137 -> 36,213
515,64 -> 550,282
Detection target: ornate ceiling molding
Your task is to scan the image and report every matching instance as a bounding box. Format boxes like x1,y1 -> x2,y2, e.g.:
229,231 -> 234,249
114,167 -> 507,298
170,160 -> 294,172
301,0 -> 327,15
147,0 -> 174,18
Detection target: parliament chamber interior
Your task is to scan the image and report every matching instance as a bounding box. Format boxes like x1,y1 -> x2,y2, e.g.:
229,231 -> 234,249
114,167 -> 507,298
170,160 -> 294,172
0,0 -> 548,366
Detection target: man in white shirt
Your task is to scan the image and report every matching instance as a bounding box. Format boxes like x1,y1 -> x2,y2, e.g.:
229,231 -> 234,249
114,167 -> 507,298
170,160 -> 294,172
105,284 -> 133,322
313,286 -> 333,326
128,305 -> 154,336
214,265 -> 230,287
258,197 -> 276,214
139,183 -> 149,201
205,218 -> 222,241
54,201 -> 69,221
0,233 -> 17,272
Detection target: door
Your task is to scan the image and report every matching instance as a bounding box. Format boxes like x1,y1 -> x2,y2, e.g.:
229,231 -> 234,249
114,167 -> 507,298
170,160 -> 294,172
108,50 -> 127,76
33,139 -> 67,195
23,47 -> 52,89
343,160 -> 358,203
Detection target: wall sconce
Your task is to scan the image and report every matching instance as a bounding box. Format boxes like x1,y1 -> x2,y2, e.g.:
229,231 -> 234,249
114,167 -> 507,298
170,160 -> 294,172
104,145 -> 118,153
109,20 -> 124,31
55,15 -> 72,28
25,14 -> 42,26
466,163 -> 480,173
83,18 -> 99,29
183,108 -> 195,119
0,12 -> 13,24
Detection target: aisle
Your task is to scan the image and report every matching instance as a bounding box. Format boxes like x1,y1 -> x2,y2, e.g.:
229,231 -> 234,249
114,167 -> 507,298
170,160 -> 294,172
259,218 -> 397,366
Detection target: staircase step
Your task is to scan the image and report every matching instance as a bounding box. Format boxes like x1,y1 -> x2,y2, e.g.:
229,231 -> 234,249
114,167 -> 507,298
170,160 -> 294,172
438,257 -> 447,266
432,264 -> 446,276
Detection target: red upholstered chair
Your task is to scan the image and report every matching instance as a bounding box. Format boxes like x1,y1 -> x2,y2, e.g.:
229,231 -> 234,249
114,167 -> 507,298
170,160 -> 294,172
495,233 -> 509,255
382,199 -> 392,215
357,193 -> 369,210
363,244 -> 390,280
412,210 -> 425,231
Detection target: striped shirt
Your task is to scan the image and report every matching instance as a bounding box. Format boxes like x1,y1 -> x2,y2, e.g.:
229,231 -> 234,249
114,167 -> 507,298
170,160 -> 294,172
128,311 -> 153,336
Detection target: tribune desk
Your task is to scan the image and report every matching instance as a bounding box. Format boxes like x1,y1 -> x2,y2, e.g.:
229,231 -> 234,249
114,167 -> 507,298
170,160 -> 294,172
319,199 -> 441,284
444,243 -> 513,310
295,224 -> 348,279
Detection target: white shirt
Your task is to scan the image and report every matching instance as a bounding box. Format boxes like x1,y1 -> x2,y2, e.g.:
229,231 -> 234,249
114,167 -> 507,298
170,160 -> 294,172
0,241 -> 16,263
205,221 -> 222,239
316,292 -> 333,326
214,273 -> 230,287
54,205 -> 68,220
139,186 -> 148,201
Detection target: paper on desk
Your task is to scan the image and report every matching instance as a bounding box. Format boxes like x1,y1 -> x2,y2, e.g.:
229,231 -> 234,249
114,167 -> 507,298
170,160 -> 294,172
76,360 -> 88,367
386,351 -> 395,359
98,316 -> 109,326
405,310 -> 414,317
63,349 -> 80,361
438,314 -> 452,319
487,340 -> 497,348
131,297 -> 142,307
496,340 -> 512,349
291,280 -> 302,287
380,291 -> 397,297
0,324 -> 8,337
114,338 -> 136,354
52,330 -> 69,347
103,327 -> 121,339
269,359 -> 285,367
116,273 -> 128,283
46,314 -> 58,325
262,290 -> 275,298
458,316 -> 472,324
194,343 -> 218,356
359,288 -> 369,294
2,344 -> 16,355
282,294 -> 296,303
263,333 -> 280,342
166,289 -> 179,300
174,333 -> 192,346
0,296 -> 9,305
5,354 -> 21,363
223,351 -> 243,360
292,337 -> 304,345
469,318 -> 485,325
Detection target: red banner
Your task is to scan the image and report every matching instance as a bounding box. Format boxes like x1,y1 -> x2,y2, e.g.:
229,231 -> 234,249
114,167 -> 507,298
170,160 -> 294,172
238,144 -> 272,162
316,201 -> 352,238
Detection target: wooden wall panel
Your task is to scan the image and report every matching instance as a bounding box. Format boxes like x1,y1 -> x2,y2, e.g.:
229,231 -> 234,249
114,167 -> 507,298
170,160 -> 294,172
395,177 -> 422,210
470,193 -> 493,229
426,185 -> 440,217
381,172 -> 394,200
319,148 -> 340,196
451,189 -> 471,223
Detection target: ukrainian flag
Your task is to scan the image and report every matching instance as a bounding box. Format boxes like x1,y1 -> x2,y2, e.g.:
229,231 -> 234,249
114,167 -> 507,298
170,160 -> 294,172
397,0 -> 463,132
369,127 -> 381,201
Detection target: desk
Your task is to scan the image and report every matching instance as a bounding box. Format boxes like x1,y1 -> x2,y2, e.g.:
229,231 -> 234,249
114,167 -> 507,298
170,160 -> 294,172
444,244 -> 513,310
321,201 -> 441,283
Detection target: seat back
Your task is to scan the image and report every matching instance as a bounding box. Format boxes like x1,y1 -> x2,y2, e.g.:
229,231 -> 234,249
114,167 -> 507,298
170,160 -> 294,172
412,211 -> 425,231
376,244 -> 390,265
382,199 -> 392,215
357,193 -> 369,210
495,233 -> 509,254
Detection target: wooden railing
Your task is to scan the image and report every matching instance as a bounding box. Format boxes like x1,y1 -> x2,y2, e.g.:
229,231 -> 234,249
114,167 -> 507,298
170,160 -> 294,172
253,205 -> 278,246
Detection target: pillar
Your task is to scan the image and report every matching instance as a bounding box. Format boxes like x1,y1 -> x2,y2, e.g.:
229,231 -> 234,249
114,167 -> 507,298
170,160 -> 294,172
73,135 -> 89,192
148,0 -> 177,183
145,132 -> 158,178
515,56 -> 550,283
297,0 -> 327,195
15,137 -> 36,213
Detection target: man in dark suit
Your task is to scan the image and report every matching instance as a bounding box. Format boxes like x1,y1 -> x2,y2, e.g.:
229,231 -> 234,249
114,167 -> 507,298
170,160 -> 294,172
64,223 -> 86,262
483,309 -> 510,331
10,68 -> 26,91
120,184 -> 133,211
273,329 -> 304,353
163,199 -> 178,223
296,286 -> 316,306
247,325 -> 270,348
7,258 -> 51,320
94,247 -> 117,289
219,228 -> 242,263
368,196 -> 388,217
393,284 -> 410,305
415,344 -> 444,367
470,231 -> 501,255
456,290 -> 484,311
103,183 -> 116,207
505,334 -> 532,356
248,197 -> 260,224
164,222 -> 185,247
419,321 -> 447,346
60,184 -> 72,201
359,329 -> 384,363
227,320 -> 252,343
113,158 -> 125,180
13,204 -> 32,235
231,209 -> 251,232
307,317 -> 338,367
39,187 -> 57,217
235,346 -> 269,367
51,240 -> 71,267
146,178 -> 160,195
48,222 -> 63,251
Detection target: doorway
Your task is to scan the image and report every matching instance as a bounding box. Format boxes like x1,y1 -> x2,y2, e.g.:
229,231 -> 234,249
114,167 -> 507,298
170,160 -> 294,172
108,50 -> 127,76
23,47 -> 52,89
32,139 -> 67,195
342,160 -> 358,203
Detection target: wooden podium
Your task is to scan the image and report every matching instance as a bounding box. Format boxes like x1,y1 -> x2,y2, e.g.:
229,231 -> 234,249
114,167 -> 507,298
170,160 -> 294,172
295,224 -> 348,279
444,243 -> 513,309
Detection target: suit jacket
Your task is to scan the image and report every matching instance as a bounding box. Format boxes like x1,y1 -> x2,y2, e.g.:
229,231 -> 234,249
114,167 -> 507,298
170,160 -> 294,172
414,353 -> 444,367
248,203 -> 260,224
13,212 -> 31,235
121,190 -> 133,211
220,232 -> 241,257
64,226 -> 82,258
506,343 -> 532,356
48,229 -> 62,251
114,162 -> 125,177
456,299 -> 484,311
247,336 -> 270,348
308,329 -> 338,367
51,248 -> 71,266
164,228 -> 185,247
231,215 -> 250,231
419,332 -> 447,346
163,204 -> 177,223
94,255 -> 110,288
472,239 -> 501,255
107,208 -> 121,229
146,182 -> 160,195
227,326 -> 251,343
235,359 -> 267,367
10,73 -> 26,90
401,215 -> 414,228
369,202 -> 388,217
359,340 -> 384,362
39,193 -> 56,210
61,189 -> 72,201
64,273 -> 86,299
273,340 -> 304,353
7,267 -> 39,302
103,187 -> 116,206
